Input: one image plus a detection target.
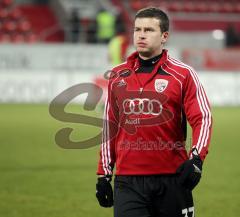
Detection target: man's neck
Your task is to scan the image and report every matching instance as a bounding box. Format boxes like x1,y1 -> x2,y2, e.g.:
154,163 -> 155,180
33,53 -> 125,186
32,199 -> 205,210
139,50 -> 163,60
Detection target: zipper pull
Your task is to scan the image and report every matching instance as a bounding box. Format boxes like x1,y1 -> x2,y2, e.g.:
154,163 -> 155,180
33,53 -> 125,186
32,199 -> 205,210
139,87 -> 143,93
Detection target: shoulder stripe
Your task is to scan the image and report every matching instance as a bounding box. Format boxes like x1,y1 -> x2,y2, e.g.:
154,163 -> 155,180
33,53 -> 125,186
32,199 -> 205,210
101,74 -> 120,175
168,57 -> 211,154
166,56 -> 186,79
161,65 -> 183,92
101,96 -> 107,174
106,100 -> 111,173
169,57 -> 211,153
113,61 -> 127,72
169,57 -> 209,154
102,95 -> 111,175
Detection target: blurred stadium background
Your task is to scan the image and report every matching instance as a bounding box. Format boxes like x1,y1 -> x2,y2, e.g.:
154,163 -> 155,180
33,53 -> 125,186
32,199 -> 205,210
0,0 -> 240,217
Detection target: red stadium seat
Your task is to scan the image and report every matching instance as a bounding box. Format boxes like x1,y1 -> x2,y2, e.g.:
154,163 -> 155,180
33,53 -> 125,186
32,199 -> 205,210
0,8 -> 8,20
194,2 -> 209,13
234,3 -> 240,13
9,8 -> 22,20
182,2 -> 195,13
130,0 -> 143,11
2,20 -> 16,32
17,19 -> 31,33
1,0 -> 13,8
25,32 -> 38,43
0,33 -> 11,42
18,5 -> 64,42
167,1 -> 182,12
110,0 -> 240,34
219,2 -> 234,13
11,33 -> 25,43
0,1 -> 61,43
208,2 -> 221,13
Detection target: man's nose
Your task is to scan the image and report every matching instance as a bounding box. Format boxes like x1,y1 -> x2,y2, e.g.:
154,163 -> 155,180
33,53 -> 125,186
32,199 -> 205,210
139,32 -> 146,39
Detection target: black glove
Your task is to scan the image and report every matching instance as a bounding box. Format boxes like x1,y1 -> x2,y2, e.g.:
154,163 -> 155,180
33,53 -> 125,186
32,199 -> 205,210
96,176 -> 113,207
176,148 -> 203,191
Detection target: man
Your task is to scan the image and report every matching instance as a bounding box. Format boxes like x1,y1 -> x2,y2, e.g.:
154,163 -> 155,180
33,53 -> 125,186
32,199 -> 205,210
108,22 -> 129,66
96,9 -> 116,44
69,9 -> 81,43
96,7 -> 212,217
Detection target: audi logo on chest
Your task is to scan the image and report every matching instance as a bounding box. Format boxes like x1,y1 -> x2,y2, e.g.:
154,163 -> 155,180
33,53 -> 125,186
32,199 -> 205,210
123,98 -> 163,115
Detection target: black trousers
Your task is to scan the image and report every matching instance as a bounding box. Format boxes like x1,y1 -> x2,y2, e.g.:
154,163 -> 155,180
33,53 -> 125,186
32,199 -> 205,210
114,175 -> 194,217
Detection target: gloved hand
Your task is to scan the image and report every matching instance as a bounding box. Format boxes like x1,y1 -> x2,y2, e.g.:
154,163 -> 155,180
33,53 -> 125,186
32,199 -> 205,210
96,176 -> 113,207
176,148 -> 203,191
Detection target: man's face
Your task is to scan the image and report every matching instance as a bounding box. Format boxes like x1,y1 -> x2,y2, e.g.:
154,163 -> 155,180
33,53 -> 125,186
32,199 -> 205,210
133,17 -> 168,58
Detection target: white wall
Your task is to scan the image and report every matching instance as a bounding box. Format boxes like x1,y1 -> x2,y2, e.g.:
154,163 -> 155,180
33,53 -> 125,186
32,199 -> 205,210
0,44 -> 239,105
199,72 -> 240,106
0,44 -> 111,73
0,70 -> 239,106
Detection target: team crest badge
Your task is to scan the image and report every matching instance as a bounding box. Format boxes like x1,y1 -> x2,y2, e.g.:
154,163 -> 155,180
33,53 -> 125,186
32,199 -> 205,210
155,79 -> 168,92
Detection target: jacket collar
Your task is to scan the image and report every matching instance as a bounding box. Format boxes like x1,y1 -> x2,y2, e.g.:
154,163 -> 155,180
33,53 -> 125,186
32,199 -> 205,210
126,49 -> 168,71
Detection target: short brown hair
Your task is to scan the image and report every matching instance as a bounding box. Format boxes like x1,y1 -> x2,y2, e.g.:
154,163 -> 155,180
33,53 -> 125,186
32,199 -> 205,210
135,7 -> 169,33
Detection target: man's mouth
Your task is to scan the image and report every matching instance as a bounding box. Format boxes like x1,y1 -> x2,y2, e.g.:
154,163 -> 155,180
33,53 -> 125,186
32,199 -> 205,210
137,42 -> 147,47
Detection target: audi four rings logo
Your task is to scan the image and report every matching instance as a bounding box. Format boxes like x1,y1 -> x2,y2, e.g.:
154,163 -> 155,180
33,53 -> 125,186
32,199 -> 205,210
123,98 -> 163,115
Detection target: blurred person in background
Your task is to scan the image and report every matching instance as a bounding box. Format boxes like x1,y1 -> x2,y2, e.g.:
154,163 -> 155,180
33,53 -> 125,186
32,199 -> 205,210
96,7 -> 212,217
86,19 -> 97,43
69,8 -> 81,43
225,24 -> 240,47
96,8 -> 115,44
108,14 -> 129,66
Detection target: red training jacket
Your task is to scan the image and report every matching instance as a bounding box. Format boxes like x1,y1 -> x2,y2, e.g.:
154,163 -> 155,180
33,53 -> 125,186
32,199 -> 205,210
97,49 -> 212,176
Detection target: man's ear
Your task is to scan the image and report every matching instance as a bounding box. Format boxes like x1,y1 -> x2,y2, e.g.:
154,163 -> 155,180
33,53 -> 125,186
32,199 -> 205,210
161,31 -> 169,44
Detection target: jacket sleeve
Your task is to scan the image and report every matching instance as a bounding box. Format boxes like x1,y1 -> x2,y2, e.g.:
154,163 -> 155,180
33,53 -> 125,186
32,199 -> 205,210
97,76 -> 119,176
183,67 -> 212,161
